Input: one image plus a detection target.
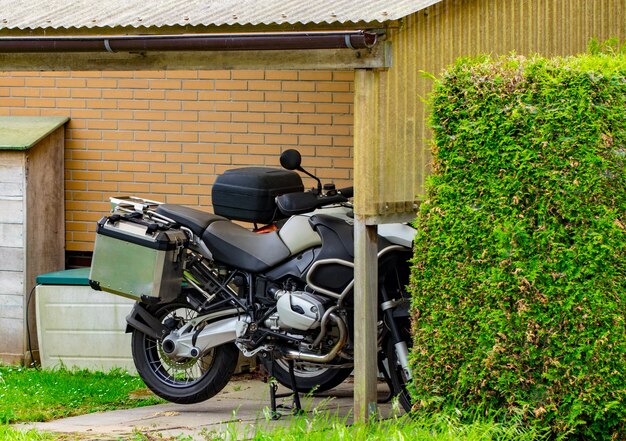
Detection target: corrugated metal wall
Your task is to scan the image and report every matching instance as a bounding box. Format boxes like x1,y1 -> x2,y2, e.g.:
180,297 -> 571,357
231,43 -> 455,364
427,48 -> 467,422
354,29 -> 423,220
355,0 -> 626,219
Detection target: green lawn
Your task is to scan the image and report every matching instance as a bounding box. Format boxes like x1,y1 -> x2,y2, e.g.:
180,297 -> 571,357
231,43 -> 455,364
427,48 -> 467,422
2,366 -> 547,441
215,407 -> 548,441
0,365 -> 162,424
0,426 -> 55,441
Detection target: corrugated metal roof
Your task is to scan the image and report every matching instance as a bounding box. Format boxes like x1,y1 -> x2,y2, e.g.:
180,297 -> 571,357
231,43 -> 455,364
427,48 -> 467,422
0,0 -> 443,30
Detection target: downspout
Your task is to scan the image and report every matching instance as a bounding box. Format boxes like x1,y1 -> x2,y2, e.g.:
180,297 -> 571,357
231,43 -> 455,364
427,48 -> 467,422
0,31 -> 378,53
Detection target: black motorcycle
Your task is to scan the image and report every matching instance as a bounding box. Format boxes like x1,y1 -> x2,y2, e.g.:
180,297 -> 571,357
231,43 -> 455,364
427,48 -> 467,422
89,149 -> 415,412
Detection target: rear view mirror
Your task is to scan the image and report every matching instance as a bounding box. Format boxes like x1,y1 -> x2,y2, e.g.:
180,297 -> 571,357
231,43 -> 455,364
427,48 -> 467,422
280,149 -> 302,171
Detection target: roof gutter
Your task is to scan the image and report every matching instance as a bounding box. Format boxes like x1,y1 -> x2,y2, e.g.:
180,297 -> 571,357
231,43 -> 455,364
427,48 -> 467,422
0,31 -> 378,53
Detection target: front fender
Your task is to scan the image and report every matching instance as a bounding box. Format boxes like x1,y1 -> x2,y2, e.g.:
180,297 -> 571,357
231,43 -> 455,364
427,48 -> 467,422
392,299 -> 411,318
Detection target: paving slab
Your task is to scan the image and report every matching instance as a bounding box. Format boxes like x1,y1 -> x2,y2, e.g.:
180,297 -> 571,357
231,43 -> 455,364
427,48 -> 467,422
16,378 -> 395,440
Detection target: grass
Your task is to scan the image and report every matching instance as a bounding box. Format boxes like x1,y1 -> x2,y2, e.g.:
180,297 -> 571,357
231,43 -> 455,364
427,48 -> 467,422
0,426 -> 56,441
205,406 -> 549,441
195,396 -> 548,441
5,412 -> 549,441
2,366 -> 548,441
0,365 -> 163,424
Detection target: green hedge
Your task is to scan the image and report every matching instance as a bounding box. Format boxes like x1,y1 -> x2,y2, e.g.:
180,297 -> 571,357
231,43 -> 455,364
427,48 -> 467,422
410,53 -> 626,439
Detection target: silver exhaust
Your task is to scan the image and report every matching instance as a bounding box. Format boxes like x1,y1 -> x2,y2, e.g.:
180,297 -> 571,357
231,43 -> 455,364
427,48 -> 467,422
282,312 -> 348,363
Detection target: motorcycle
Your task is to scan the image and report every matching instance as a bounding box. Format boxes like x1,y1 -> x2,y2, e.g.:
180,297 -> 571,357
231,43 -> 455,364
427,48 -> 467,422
89,149 -> 415,412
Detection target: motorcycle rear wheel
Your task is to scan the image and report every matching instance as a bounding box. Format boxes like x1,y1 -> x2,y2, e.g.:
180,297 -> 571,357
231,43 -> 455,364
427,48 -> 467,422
131,300 -> 239,404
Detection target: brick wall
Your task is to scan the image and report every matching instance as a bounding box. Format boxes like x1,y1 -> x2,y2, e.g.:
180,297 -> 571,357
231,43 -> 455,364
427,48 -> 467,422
0,70 -> 355,252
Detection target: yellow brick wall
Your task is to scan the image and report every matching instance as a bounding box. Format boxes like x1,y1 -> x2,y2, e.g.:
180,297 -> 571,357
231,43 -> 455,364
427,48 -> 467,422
0,70 -> 355,252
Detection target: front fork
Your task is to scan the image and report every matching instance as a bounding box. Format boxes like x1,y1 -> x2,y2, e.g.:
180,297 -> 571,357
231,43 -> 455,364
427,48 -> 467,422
380,288 -> 413,382
393,341 -> 412,381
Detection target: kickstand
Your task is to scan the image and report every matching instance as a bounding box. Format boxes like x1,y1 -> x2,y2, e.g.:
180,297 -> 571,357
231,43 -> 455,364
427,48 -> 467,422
266,357 -> 304,419
287,359 -> 303,414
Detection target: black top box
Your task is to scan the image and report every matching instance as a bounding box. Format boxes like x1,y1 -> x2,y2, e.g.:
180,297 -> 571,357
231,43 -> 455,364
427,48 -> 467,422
212,167 -> 304,224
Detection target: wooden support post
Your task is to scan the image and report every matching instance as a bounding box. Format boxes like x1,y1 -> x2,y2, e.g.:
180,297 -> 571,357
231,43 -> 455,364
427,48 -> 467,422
353,67 -> 381,421
353,215 -> 378,421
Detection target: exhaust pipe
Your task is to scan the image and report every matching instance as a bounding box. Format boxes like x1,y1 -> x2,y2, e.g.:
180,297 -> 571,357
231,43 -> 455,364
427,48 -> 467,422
150,310 -> 348,364
282,312 -> 348,363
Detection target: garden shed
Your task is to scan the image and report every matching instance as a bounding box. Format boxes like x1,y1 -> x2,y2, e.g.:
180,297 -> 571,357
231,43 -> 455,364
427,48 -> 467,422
0,0 -> 624,419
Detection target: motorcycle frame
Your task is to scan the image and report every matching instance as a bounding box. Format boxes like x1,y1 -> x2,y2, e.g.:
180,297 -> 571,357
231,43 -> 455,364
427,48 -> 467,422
118,197 -> 413,378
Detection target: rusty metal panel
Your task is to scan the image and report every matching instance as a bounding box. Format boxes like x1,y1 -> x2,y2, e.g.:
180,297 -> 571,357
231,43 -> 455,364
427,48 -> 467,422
356,0 -> 626,220
0,0 -> 443,30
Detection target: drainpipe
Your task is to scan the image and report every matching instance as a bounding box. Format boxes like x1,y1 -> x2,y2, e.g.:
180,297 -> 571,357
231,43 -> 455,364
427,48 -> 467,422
0,31 -> 378,53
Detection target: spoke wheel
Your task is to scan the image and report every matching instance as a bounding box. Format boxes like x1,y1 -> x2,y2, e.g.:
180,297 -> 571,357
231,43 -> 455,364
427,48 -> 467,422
262,358 -> 353,393
131,300 -> 239,404
385,318 -> 414,412
261,316 -> 352,393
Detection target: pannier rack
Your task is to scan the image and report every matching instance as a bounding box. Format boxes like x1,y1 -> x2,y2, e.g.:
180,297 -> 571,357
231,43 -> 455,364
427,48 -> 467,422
108,196 -> 180,227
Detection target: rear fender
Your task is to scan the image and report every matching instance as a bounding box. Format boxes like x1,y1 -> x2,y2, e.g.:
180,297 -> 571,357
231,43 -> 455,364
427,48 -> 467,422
125,302 -> 169,339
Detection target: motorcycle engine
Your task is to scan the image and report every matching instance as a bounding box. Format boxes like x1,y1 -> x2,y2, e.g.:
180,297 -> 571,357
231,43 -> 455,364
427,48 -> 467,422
266,290 -> 325,331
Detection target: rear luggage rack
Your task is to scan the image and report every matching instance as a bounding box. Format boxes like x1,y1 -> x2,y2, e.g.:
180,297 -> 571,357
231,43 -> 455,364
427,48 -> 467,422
109,196 -> 163,213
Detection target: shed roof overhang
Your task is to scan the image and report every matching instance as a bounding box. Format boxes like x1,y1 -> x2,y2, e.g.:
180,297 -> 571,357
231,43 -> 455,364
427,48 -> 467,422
0,0 -> 441,30
0,0 -> 445,70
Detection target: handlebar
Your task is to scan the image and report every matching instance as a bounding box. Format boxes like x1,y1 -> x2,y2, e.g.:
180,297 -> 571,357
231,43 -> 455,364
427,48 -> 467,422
338,186 -> 353,198
276,186 -> 353,217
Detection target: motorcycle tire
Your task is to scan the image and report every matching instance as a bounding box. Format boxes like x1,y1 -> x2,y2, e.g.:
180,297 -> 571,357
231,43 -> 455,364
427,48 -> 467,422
385,318 -> 414,412
261,358 -> 353,393
131,300 -> 239,404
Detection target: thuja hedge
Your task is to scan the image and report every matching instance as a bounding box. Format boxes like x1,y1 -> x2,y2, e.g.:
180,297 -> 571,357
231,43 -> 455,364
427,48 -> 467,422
410,53 -> 626,439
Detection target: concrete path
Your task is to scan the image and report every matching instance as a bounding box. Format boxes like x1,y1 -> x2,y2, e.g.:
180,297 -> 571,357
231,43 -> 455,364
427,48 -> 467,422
17,378 -> 395,440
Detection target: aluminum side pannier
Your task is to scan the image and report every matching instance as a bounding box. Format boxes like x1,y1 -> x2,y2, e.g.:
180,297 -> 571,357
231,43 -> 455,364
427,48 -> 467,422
89,212 -> 187,302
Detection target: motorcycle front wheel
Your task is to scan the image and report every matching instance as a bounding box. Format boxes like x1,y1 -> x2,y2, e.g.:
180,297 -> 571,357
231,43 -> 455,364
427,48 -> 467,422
261,358 -> 352,393
385,318 -> 414,412
131,300 -> 239,404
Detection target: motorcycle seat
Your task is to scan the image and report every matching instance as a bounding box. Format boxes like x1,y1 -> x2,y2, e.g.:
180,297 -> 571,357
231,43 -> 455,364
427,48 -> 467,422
202,221 -> 290,273
156,204 -> 227,237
